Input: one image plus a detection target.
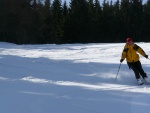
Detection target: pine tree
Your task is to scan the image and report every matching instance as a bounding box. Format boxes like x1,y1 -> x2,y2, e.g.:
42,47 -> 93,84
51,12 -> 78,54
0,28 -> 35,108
120,0 -> 132,38
112,0 -> 122,42
62,0 -> 69,43
68,0 -> 89,43
101,0 -> 114,42
131,0 -> 143,41
94,0 -> 102,42
143,0 -> 150,41
0,0 -> 34,44
40,0 -> 52,43
51,0 -> 63,43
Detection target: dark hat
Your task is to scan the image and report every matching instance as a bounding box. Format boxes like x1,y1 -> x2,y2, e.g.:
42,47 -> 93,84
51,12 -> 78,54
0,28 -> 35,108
126,38 -> 132,43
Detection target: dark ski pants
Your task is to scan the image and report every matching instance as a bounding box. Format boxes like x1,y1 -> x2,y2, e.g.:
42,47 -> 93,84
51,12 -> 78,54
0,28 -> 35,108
127,61 -> 147,79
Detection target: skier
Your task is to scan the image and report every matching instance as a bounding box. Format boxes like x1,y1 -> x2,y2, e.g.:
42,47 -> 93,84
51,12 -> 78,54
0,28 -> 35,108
120,37 -> 149,85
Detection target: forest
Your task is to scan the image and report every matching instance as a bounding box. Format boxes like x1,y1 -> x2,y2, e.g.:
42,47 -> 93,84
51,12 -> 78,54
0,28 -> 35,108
0,0 -> 150,44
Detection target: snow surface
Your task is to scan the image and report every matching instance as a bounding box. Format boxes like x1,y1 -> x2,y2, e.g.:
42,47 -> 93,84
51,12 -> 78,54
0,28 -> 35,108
0,42 -> 150,113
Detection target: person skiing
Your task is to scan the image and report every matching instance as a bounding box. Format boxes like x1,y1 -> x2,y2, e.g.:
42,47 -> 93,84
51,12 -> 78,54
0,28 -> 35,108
120,37 -> 149,85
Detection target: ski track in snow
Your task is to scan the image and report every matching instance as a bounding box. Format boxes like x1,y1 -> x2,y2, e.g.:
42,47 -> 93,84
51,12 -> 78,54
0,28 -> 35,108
1,75 -> 150,94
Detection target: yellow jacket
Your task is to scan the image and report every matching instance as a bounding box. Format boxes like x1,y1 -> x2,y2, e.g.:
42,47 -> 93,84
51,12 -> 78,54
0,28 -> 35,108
121,43 -> 146,62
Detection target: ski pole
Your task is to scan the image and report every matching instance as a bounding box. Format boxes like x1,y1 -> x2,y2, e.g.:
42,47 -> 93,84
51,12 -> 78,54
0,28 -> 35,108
115,63 -> 121,80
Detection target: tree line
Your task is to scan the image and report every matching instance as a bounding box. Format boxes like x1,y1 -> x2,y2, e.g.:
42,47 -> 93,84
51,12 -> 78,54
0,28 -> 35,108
0,0 -> 150,44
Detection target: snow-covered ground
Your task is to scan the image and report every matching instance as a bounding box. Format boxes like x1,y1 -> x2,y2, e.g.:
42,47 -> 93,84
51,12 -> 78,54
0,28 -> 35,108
0,42 -> 150,113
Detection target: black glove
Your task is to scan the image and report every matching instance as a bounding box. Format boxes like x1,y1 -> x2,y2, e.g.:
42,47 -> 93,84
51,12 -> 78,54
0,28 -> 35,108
145,55 -> 148,59
120,59 -> 124,63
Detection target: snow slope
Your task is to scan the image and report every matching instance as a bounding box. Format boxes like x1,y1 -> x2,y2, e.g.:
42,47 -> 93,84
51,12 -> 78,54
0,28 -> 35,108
0,42 -> 150,113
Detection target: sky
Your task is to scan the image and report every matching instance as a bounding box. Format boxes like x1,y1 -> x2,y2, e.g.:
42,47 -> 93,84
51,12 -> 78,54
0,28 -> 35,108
0,42 -> 150,113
